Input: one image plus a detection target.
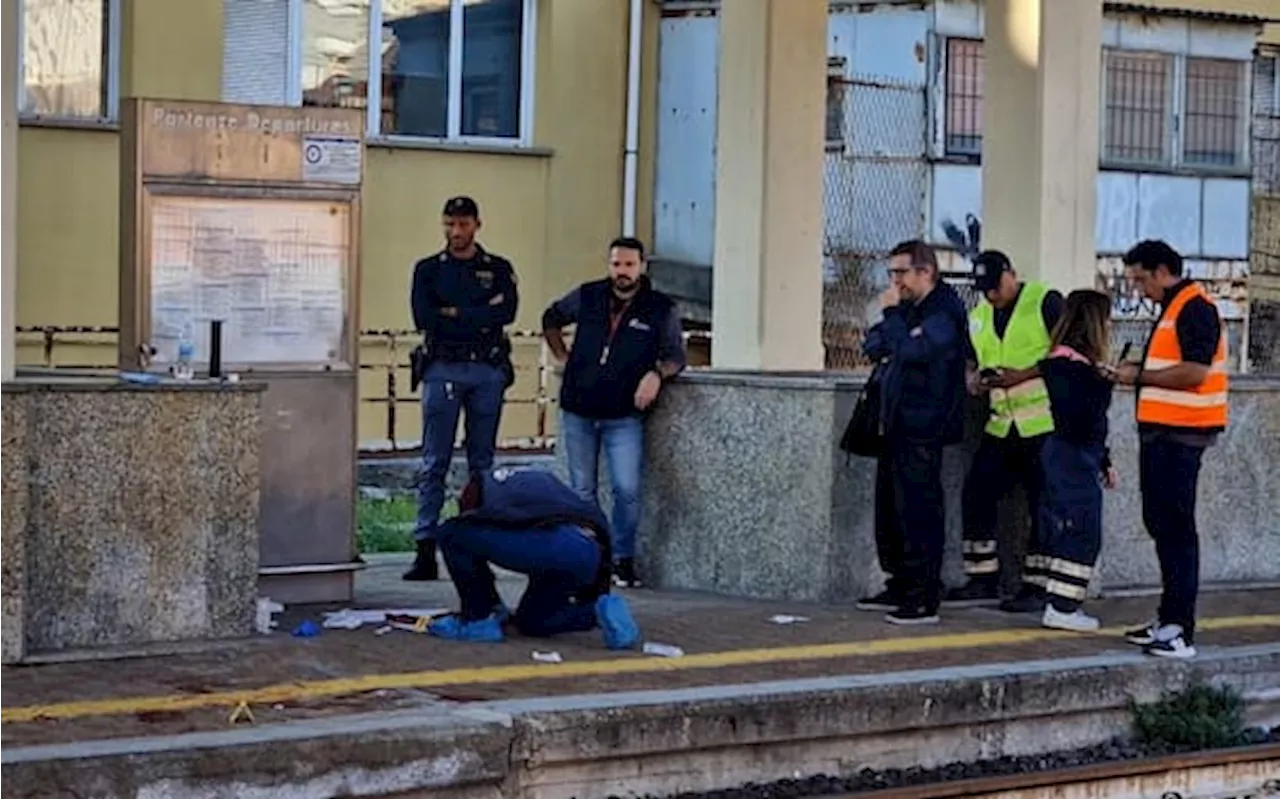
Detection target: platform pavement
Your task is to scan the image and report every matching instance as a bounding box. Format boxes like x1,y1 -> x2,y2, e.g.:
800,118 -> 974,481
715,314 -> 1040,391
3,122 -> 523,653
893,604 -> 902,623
2,556 -> 1278,798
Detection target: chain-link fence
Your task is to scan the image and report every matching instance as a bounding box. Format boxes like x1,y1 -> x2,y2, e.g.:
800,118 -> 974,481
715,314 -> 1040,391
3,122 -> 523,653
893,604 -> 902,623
822,71 -> 928,370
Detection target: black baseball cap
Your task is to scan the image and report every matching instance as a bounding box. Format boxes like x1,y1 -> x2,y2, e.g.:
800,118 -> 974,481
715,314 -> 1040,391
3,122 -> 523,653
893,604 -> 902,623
972,250 -> 1013,293
442,196 -> 479,218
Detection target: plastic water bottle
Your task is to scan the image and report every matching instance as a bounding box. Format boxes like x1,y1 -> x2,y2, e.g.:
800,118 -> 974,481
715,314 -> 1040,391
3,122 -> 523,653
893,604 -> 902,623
173,336 -> 195,380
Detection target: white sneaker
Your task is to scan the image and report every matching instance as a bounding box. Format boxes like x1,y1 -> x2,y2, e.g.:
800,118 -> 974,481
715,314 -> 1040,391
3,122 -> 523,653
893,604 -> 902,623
1144,634 -> 1197,659
1042,605 -> 1101,632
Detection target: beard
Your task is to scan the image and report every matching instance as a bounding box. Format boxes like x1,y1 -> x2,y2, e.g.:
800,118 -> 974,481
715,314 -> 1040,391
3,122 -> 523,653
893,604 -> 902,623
611,276 -> 637,294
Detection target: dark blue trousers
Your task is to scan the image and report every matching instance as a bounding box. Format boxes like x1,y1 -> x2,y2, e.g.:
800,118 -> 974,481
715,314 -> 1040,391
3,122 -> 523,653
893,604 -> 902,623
415,361 -> 506,542
437,520 -> 602,637
1139,436 -> 1206,641
1038,436 -> 1104,612
874,437 -> 945,607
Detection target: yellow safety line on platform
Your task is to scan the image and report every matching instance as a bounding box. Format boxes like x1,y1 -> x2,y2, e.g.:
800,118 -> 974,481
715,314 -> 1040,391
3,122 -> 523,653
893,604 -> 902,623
4,614 -> 1278,725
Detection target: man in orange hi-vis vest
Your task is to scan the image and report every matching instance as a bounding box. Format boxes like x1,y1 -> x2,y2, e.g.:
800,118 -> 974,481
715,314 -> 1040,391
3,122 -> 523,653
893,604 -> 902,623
1102,240 -> 1228,661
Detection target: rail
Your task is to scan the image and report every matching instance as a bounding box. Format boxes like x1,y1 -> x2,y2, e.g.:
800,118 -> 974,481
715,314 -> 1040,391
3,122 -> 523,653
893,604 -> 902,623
12,325 -> 712,455
826,743 -> 1280,799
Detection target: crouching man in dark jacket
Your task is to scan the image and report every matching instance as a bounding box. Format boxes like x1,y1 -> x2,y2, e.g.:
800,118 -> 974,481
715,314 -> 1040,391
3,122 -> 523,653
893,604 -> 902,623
856,239 -> 968,625
427,467 -> 642,650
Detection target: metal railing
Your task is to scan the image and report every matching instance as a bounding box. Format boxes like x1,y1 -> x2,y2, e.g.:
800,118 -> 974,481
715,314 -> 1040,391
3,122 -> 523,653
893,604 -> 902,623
13,325 -> 713,456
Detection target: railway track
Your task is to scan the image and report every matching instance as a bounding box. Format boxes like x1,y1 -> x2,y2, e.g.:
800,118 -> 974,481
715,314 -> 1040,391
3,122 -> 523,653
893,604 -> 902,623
830,743 -> 1280,799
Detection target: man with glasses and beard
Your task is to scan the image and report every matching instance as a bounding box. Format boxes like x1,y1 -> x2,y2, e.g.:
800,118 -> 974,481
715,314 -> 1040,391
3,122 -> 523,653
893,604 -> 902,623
857,239 -> 968,625
542,237 -> 687,589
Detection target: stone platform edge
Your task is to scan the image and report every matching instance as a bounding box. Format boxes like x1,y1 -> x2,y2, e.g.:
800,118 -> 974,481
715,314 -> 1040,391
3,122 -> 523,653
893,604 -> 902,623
4,644 -> 1278,799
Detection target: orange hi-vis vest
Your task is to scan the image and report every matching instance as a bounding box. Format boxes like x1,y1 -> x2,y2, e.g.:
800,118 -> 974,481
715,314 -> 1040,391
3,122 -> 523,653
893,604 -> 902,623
1136,282 -> 1229,429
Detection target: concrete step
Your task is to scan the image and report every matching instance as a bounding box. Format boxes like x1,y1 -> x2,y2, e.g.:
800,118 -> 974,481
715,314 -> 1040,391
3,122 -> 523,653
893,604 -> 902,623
4,643 -> 1278,799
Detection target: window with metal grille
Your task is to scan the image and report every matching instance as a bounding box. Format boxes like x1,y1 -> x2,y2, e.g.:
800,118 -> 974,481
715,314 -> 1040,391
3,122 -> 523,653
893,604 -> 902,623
1183,57 -> 1246,167
944,37 -> 983,156
1102,50 -> 1172,166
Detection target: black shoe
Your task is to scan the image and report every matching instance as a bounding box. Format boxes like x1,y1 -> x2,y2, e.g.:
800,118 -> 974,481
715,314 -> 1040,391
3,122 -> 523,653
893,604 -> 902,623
612,558 -> 642,589
999,586 -> 1046,614
943,579 -> 1000,607
886,604 -> 940,626
402,540 -> 439,581
856,589 -> 900,611
1124,622 -> 1159,646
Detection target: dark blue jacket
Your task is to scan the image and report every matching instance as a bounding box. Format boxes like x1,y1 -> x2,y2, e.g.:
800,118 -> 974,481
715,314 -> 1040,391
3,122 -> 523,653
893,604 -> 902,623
862,281 -> 968,445
444,467 -> 612,594
410,245 -> 517,359
547,278 -> 680,420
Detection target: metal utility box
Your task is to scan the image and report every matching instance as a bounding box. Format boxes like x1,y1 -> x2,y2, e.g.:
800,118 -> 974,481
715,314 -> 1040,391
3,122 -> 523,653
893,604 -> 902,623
118,99 -> 365,604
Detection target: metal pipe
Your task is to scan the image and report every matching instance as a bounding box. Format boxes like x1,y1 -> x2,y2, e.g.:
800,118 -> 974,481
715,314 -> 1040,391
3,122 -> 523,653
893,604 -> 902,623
622,0 -> 644,237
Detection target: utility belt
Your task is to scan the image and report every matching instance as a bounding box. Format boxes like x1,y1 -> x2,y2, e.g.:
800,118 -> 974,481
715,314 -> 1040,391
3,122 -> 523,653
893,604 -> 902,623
410,335 -> 514,391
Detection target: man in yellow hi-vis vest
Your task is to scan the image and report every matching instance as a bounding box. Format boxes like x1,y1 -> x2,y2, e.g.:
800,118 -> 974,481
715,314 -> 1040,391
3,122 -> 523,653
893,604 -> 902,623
948,251 -> 1063,611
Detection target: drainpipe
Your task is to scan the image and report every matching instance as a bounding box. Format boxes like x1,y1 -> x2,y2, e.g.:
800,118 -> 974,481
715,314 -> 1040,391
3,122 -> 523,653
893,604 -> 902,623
622,0 -> 643,237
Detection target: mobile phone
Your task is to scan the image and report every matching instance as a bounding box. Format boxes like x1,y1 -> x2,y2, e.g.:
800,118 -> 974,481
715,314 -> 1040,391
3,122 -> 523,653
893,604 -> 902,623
1116,342 -> 1133,365
979,368 -> 1000,380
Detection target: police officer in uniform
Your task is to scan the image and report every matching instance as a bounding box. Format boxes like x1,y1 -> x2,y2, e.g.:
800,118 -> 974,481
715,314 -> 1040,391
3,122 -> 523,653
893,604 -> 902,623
951,250 -> 1063,611
404,196 -> 518,581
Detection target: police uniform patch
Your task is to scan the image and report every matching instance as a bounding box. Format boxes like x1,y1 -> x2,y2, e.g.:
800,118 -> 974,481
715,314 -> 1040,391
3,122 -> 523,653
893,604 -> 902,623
476,270 -> 494,289
970,317 -> 983,334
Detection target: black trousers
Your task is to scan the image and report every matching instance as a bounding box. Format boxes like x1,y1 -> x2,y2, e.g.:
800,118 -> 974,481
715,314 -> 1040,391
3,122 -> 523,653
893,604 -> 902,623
960,432 -> 1046,587
875,437 -> 946,607
1038,436 -> 1104,613
1139,435 -> 1206,641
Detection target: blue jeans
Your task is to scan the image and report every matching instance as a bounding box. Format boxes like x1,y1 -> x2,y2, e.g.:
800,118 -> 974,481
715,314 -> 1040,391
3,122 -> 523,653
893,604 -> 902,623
559,411 -> 644,560
415,361 -> 506,542
437,520 -> 601,636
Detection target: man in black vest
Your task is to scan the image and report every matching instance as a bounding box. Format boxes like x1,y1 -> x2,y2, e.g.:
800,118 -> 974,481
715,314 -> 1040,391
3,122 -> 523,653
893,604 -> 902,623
542,237 -> 687,588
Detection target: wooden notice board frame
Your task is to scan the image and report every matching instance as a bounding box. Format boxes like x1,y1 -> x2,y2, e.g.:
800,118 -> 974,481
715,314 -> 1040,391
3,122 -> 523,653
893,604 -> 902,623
118,99 -> 365,373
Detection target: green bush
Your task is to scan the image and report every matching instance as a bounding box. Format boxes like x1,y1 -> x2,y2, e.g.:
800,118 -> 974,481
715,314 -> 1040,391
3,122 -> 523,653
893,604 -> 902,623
356,494 -> 457,553
1130,680 -> 1246,752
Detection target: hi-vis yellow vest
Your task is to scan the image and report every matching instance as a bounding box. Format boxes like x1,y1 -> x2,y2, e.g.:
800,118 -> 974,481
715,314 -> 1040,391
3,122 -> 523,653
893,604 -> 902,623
969,281 -> 1055,438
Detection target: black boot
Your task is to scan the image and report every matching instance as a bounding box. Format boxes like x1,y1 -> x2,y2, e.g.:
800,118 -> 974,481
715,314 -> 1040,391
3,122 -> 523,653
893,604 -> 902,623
942,575 -> 1000,606
402,539 -> 439,581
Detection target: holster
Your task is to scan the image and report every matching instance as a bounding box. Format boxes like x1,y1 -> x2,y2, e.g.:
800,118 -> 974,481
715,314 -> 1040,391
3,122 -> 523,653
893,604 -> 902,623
487,335 -> 515,389
409,340 -> 433,393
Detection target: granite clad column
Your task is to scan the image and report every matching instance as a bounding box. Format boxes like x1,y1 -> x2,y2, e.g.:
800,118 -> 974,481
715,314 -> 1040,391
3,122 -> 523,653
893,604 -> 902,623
982,0 -> 1102,291
712,0 -> 827,370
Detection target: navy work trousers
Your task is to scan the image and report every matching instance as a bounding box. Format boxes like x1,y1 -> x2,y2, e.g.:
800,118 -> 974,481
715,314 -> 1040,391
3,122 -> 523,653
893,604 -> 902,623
960,432 -> 1046,586
874,437 -> 946,607
1038,436 -> 1104,613
437,520 -> 602,637
1139,435 -> 1206,641
415,361 -> 506,542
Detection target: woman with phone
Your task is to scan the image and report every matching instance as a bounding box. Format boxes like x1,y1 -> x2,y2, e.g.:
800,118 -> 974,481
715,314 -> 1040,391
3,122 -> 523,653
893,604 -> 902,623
1032,290 -> 1120,631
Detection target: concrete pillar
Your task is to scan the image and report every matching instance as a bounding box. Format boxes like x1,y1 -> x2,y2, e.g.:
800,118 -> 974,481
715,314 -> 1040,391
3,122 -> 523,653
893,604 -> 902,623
982,0 -> 1102,292
711,0 -> 826,370
2,0 -> 18,381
